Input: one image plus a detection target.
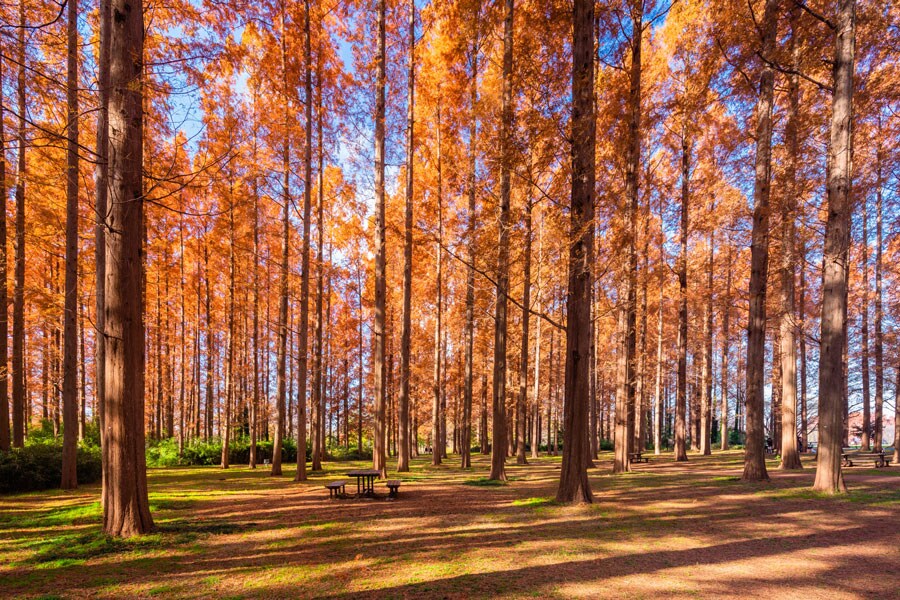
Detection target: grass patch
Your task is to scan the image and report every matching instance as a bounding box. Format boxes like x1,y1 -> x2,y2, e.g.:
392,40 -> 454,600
463,477 -> 508,487
512,497 -> 552,508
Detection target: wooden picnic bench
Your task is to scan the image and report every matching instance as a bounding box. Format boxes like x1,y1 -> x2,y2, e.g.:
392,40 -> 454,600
384,480 -> 401,498
629,452 -> 649,464
841,451 -> 891,468
325,480 -> 348,498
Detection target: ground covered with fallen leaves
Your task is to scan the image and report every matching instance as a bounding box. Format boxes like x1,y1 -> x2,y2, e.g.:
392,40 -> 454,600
1,449 -> 899,599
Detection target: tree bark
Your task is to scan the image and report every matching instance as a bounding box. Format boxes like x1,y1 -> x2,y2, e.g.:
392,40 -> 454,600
675,122 -> 689,462
531,208 -> 543,459
614,0 -> 642,474
103,0 -> 153,536
742,0 -> 778,482
489,0 -> 514,482
859,197 -> 870,451
0,2 -> 12,452
814,0 -> 854,494
516,190 -> 532,466
556,0 -> 594,504
312,40 -> 326,473
271,0 -> 290,477
720,245 -> 732,451
371,0 -> 388,478
873,135 -> 884,451
432,99 -> 443,466
11,0 -> 27,448
700,230 -> 713,456
61,0 -> 80,489
397,0 -> 415,473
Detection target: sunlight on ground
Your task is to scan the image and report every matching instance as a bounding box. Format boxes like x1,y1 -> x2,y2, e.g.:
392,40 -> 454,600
1,451 -> 899,599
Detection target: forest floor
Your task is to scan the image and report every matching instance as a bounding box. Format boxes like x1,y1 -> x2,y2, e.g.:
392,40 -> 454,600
1,449 -> 899,599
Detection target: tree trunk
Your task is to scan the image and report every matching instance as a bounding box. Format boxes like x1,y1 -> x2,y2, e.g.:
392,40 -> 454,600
250,98 -> 260,469
779,19 -> 802,469
11,0 -> 27,448
271,0 -> 290,477
531,208 -> 543,459
742,0 -> 778,482
675,122 -> 689,463
813,0 -> 854,494
371,0 -> 388,478
103,0 -> 153,536
489,0 -> 513,482
653,198 -> 664,455
516,192 -> 532,465
859,198 -> 870,451
432,100 -> 443,466
0,5 -> 11,452
61,0 -> 80,489
614,0 -> 642,474
700,230 -> 713,456
397,0 -> 415,473
312,43 -> 326,472
873,135 -> 884,452
221,181 -> 236,469
556,0 -> 594,503
720,246 -> 732,451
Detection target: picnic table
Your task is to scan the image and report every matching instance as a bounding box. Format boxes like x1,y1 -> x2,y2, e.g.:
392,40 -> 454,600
629,452 -> 649,464
841,450 -> 891,468
347,469 -> 381,496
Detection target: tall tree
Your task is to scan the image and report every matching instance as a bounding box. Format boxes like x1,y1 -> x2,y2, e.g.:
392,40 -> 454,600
742,0 -> 778,482
61,0 -> 80,489
489,0 -> 514,482
0,25 -> 8,452
398,0 -> 414,473
11,0 -> 26,448
371,0 -> 388,478
814,0 -> 855,495
556,0 -> 594,504
872,134 -> 884,452
674,120 -> 689,463
103,0 -> 153,536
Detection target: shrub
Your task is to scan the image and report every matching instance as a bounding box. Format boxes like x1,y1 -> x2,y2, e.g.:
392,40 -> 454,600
146,437 -> 303,467
0,442 -> 102,494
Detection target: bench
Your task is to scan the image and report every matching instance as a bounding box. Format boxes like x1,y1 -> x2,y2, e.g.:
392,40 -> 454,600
384,480 -> 401,498
841,452 -> 891,468
325,480 -> 347,498
629,452 -> 649,464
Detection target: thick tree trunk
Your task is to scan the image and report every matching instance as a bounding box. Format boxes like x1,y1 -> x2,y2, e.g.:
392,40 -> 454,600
814,0 -> 854,494
779,23 -> 802,469
61,0 -> 80,489
489,0 -> 513,482
371,0 -> 387,478
11,0 -> 27,448
675,123 -> 689,462
271,1 -> 290,477
556,0 -> 594,504
103,0 -> 153,536
742,0 -> 778,482
397,0 -> 415,473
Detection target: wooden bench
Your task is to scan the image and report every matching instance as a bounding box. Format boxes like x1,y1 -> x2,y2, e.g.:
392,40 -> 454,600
325,480 -> 347,498
841,452 -> 891,468
384,480 -> 401,498
629,452 -> 649,464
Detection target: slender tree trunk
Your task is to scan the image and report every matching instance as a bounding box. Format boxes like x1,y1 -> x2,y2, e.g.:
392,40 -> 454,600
462,9 -> 480,469
489,0 -> 514,482
516,192 -> 532,465
11,0 -> 27,448
61,0 -> 80,489
873,136 -> 884,451
742,0 -> 778,482
675,122 -> 689,462
103,0 -> 153,535
398,0 -> 415,472
272,0 -> 290,476
720,246 -> 732,451
0,12 -> 10,452
653,198 -> 665,455
250,98 -> 260,469
311,42 -> 326,472
614,0 -> 642,473
221,183 -> 236,469
371,0 -> 388,478
814,0 -> 854,494
860,198 -> 870,451
357,267 -> 364,455
799,238 -> 808,451
432,100 -> 444,466
531,208 -> 543,459
700,230 -> 713,456
556,0 -> 594,503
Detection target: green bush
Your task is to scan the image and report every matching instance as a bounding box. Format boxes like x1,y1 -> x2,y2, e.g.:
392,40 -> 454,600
0,442 -> 102,494
146,437 -> 302,467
